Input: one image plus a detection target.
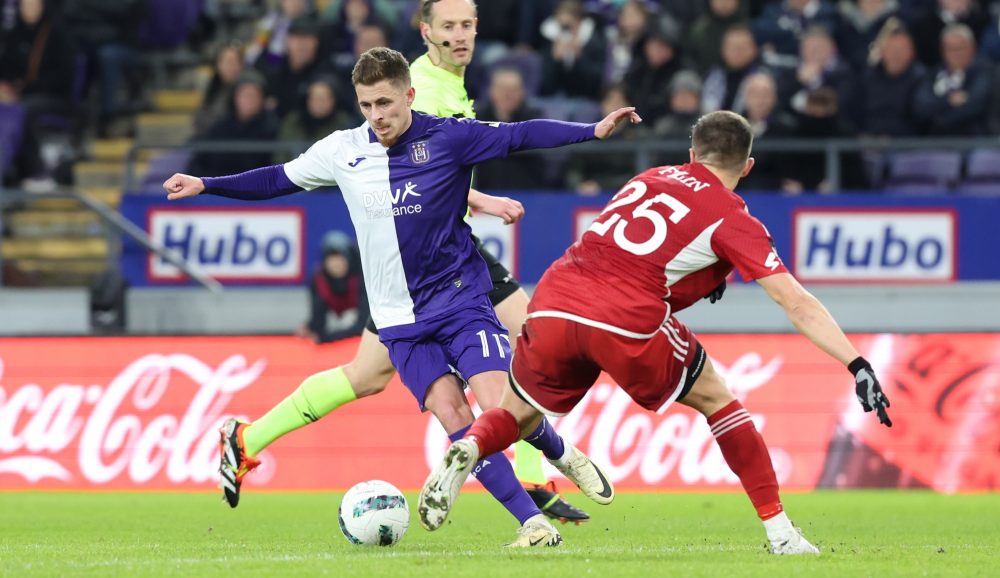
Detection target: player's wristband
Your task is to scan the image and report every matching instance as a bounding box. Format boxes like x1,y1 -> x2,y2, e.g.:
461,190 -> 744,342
848,356 -> 869,375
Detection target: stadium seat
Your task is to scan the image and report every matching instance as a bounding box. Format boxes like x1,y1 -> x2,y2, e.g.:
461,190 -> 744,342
957,149 -> 1000,195
965,148 -> 1000,180
883,150 -> 963,193
0,103 -> 26,175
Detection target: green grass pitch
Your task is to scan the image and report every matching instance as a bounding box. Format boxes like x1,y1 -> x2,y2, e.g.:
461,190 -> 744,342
1,491 -> 996,577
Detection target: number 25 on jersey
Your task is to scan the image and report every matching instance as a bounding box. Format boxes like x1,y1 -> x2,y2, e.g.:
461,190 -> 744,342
587,180 -> 691,256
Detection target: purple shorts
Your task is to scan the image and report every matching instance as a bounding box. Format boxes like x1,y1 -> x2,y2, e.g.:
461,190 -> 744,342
380,297 -> 512,411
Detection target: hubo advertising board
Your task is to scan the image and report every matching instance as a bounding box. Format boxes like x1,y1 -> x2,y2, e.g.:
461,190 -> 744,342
793,209 -> 956,283
1,334 -> 995,492
147,206 -> 305,283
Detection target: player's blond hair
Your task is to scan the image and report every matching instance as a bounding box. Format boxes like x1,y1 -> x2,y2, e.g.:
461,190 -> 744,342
691,111 -> 753,173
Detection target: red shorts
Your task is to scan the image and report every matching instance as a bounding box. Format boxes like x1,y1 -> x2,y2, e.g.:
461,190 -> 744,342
510,313 -> 705,416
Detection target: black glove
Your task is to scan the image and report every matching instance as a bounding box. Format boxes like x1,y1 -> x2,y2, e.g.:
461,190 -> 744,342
704,280 -> 727,304
849,356 -> 892,427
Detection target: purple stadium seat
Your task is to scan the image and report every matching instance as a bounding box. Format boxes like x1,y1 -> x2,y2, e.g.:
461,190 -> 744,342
0,104 -> 26,175
140,0 -> 205,50
884,150 -> 963,192
956,181 -> 1000,195
965,149 -> 1000,180
957,149 -> 1000,195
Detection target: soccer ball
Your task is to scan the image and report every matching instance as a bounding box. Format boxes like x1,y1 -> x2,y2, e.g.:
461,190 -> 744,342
338,480 -> 410,546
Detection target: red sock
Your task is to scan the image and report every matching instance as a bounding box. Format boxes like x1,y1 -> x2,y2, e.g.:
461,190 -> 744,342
465,408 -> 521,457
708,400 -> 783,520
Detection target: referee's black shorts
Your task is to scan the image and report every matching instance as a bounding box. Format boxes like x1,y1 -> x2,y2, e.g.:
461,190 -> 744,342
363,234 -> 521,334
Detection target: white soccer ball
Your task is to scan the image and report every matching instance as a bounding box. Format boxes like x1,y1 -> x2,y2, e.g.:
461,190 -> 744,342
338,480 -> 410,546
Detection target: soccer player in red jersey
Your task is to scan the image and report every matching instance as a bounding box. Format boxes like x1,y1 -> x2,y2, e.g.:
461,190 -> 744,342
419,110 -> 892,554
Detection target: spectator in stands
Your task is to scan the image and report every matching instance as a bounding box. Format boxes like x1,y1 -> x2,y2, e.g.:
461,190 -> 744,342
660,0 -> 708,30
474,0 -> 528,56
63,0 -> 146,133
737,71 -> 800,191
264,18 -> 333,119
187,71 -> 279,177
539,0 -> 607,100
788,87 -> 868,192
334,23 -> 389,110
913,22 -> 992,135
780,25 -> 859,127
274,76 -> 355,163
978,7 -> 1000,61
753,0 -> 842,61
473,66 -> 546,190
684,0 -> 748,74
860,20 -> 926,136
908,0 -> 987,68
839,0 -> 900,67
566,84 -> 637,195
297,230 -> 369,344
651,70 -> 703,139
244,0 -> 315,69
623,17 -> 684,126
517,0 -> 560,51
603,0 -> 651,85
700,24 -> 761,115
0,0 -> 76,184
322,0 -> 393,60
194,41 -> 245,134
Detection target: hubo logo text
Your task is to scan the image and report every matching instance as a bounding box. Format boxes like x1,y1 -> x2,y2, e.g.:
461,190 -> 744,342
363,181 -> 422,219
149,208 -> 303,282
794,209 -> 955,282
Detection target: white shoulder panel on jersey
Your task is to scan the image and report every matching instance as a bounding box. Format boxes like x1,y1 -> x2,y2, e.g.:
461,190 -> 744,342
663,218 -> 724,287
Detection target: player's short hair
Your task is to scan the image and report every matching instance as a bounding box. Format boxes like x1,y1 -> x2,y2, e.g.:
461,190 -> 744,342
351,47 -> 411,88
691,111 -> 753,173
420,0 -> 478,24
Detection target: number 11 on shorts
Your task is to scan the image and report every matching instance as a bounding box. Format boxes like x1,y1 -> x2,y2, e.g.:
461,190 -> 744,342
477,330 -> 510,358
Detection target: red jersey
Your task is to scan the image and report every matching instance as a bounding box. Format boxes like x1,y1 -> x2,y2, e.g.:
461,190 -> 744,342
531,162 -> 787,335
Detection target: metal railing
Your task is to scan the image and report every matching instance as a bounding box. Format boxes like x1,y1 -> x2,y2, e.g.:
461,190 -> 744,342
124,136 -> 1000,193
0,186 -> 222,291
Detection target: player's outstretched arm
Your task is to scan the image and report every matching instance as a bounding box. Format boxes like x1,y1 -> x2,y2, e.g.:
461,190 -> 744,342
757,272 -> 892,427
163,165 -> 304,202
467,188 -> 524,225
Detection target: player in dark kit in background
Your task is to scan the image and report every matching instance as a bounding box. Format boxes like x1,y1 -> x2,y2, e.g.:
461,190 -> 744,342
419,111 -> 893,555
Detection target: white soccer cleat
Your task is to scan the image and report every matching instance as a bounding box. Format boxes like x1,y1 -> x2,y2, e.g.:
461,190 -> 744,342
770,525 -> 820,555
506,514 -> 563,548
549,442 -> 614,505
418,438 -> 480,531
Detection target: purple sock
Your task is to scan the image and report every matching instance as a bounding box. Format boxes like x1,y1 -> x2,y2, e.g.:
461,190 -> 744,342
523,418 -> 565,461
450,425 -> 540,525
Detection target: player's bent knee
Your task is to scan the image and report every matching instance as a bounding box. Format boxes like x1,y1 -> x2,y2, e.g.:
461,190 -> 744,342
677,359 -> 734,417
425,377 -> 474,434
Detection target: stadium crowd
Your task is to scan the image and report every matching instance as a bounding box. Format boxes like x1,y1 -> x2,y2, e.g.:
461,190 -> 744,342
2,0 -> 1000,193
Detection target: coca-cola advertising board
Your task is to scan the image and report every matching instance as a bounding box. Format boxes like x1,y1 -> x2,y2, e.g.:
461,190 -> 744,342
1,334 -> 996,492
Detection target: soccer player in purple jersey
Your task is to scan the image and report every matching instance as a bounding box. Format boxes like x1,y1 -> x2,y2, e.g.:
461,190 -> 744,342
164,47 -> 641,547
222,0 -> 590,526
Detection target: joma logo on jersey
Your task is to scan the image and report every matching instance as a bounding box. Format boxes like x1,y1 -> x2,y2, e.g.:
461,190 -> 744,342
363,181 -> 423,219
